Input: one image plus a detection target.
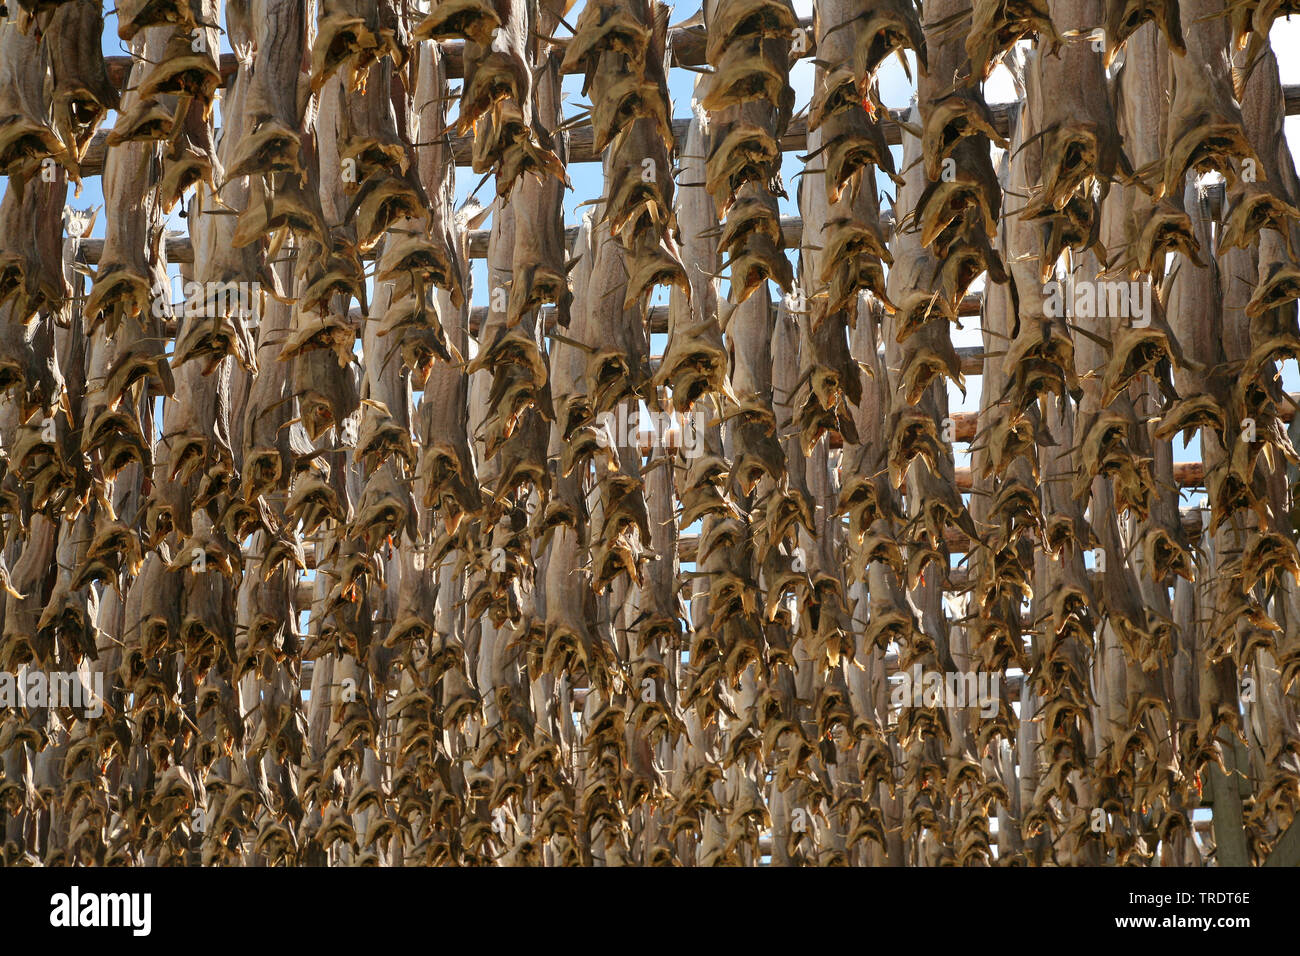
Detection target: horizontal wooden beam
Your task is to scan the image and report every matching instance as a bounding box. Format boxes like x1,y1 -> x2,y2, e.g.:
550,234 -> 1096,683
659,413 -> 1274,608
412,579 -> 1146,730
604,432 -> 1209,496
295,506 -> 1209,573
161,287 -> 976,343
77,215 -> 810,263
101,18 -> 815,89
950,459 -> 1205,492
299,654 -> 1037,707
69,83 -> 1300,179
80,108 -> 874,176
465,296 -> 983,336
103,52 -> 235,89
77,219 -> 991,309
